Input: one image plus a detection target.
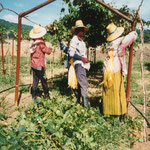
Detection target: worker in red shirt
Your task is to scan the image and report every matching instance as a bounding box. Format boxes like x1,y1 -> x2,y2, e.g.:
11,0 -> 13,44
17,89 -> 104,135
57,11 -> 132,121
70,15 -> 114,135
29,25 -> 52,102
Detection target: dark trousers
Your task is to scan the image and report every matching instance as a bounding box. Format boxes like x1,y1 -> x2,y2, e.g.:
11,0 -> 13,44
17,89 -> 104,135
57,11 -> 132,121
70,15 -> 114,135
74,64 -> 88,99
32,67 -> 49,98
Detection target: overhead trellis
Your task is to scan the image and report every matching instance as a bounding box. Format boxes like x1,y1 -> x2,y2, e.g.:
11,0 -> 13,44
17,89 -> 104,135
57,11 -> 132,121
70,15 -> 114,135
0,0 -> 146,117
0,0 -> 56,105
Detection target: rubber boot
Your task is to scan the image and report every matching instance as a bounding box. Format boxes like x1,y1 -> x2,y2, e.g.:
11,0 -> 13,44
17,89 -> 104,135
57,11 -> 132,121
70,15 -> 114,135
43,86 -> 50,99
116,115 -> 123,122
31,89 -> 37,103
74,89 -> 81,105
75,96 -> 81,105
118,115 -> 124,122
82,96 -> 89,109
44,92 -> 50,99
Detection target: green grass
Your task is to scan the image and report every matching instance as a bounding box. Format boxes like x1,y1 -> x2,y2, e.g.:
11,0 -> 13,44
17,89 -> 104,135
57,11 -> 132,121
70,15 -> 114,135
0,55 -> 63,92
0,91 -> 142,149
128,60 -> 150,121
0,58 -> 149,149
0,56 -> 30,91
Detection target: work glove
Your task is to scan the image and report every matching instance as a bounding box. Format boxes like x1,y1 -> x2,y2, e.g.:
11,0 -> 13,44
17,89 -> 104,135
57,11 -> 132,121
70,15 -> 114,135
58,37 -> 62,43
81,57 -> 88,63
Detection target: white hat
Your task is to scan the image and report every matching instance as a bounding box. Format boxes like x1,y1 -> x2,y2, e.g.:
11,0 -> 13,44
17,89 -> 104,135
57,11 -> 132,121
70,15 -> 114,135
29,25 -> 47,39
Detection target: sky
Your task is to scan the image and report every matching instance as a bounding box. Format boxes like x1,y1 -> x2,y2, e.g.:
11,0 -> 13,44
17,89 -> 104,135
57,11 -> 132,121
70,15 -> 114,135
105,0 -> 150,22
0,0 -> 150,27
0,0 -> 69,26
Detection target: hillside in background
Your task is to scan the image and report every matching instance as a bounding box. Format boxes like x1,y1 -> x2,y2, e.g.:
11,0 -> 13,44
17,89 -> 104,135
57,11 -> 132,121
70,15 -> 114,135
143,29 -> 150,43
0,19 -> 32,32
0,18 -> 150,43
137,29 -> 150,43
0,19 -> 32,39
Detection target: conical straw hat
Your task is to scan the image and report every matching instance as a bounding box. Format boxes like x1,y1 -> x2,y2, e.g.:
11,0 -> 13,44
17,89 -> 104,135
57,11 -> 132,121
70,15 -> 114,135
29,24 -> 47,39
106,23 -> 124,42
71,20 -> 89,33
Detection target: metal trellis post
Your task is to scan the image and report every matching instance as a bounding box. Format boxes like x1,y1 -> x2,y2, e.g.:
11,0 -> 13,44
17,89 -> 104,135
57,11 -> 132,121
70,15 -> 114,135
1,32 -> 5,76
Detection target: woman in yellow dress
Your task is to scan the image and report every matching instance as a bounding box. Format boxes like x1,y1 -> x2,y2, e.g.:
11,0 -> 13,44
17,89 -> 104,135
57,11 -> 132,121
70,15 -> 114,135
102,23 -> 137,119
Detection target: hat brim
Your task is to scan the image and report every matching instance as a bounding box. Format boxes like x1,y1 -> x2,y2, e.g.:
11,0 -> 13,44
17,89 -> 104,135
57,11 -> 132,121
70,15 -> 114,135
71,26 -> 89,34
29,27 -> 47,39
107,27 -> 124,42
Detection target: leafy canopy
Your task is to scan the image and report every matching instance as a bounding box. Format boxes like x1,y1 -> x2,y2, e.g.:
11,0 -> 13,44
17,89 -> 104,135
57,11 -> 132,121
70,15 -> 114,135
47,0 -> 133,47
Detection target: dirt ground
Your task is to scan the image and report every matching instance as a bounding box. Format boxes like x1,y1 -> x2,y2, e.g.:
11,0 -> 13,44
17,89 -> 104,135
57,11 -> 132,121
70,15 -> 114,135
0,40 -> 150,149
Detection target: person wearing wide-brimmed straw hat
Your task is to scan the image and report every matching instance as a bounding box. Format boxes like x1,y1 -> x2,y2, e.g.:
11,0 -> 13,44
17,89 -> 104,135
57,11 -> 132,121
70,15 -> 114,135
69,19 -> 90,109
29,24 -> 52,102
102,23 -> 138,120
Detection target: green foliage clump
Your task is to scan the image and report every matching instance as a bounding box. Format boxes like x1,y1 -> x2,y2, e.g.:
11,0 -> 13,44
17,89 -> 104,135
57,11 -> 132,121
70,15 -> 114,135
0,19 -> 32,40
0,56 -> 30,92
136,29 -> 150,43
0,69 -> 16,90
45,0 -> 150,49
46,0 -> 134,48
0,111 -> 8,121
0,92 -> 141,149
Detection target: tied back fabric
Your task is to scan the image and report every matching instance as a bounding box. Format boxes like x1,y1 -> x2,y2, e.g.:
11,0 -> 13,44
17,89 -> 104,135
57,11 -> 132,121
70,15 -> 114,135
68,58 -> 78,89
103,51 -> 114,89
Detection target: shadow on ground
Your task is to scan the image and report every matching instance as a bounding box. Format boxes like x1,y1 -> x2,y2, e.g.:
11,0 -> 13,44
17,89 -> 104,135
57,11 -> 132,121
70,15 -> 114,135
144,62 -> 150,71
49,73 -> 73,96
35,61 -> 104,112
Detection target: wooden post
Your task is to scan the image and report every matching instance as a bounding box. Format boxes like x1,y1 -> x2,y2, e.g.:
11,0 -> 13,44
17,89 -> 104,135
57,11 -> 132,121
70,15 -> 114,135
87,47 -> 89,60
52,48 -> 55,78
1,32 -> 5,76
8,44 -> 11,75
94,48 -> 96,64
88,48 -> 91,61
126,22 -> 136,114
14,16 -> 22,106
12,38 -> 14,65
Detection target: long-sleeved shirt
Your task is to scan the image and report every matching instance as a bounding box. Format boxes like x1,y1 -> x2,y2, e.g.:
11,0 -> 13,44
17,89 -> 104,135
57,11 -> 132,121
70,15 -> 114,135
29,39 -> 52,69
103,31 -> 138,76
69,35 -> 87,68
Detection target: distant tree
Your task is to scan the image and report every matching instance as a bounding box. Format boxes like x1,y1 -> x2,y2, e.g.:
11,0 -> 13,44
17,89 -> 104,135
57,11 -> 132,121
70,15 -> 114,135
144,30 -> 150,43
0,24 -> 7,39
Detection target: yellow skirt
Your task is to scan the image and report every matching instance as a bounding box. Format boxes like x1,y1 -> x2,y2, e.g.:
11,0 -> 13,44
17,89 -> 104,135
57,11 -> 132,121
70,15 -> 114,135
102,71 -> 127,115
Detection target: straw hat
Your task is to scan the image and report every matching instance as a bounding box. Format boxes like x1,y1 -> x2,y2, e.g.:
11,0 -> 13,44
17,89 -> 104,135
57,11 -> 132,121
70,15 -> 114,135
106,23 -> 124,42
29,24 -> 47,39
71,20 -> 89,34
